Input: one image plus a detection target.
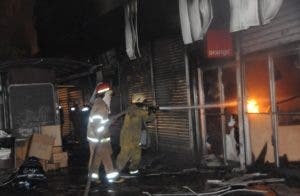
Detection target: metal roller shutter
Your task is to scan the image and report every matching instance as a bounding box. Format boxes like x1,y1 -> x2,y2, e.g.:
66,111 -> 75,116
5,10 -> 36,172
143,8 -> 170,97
57,88 -> 83,136
241,0 -> 300,54
120,37 -> 192,156
120,45 -> 157,149
57,88 -> 70,136
68,89 -> 83,106
152,36 -> 191,154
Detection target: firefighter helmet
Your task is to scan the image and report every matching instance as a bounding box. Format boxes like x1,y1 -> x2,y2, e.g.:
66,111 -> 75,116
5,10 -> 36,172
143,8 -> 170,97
96,83 -> 111,95
132,93 -> 146,103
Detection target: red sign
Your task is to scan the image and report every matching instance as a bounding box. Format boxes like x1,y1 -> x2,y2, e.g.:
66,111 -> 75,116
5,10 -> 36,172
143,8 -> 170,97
206,30 -> 233,58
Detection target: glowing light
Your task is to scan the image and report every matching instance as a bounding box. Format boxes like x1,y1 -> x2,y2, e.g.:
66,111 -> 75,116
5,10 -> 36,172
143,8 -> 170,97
91,173 -> 99,179
91,115 -> 103,121
81,107 -> 89,112
101,119 -> 109,124
58,106 -> 62,109
70,107 -> 76,111
106,172 -> 119,179
87,137 -> 99,143
97,88 -> 110,94
90,115 -> 109,125
100,137 -> 111,143
97,126 -> 105,133
129,170 -> 139,175
247,99 -> 259,113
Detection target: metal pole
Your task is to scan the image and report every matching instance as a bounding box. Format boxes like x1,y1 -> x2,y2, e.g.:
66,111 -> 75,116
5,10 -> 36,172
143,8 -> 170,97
197,68 -> 207,154
268,54 -> 280,167
236,37 -> 246,170
241,58 -> 252,166
0,74 -> 4,130
159,102 -> 237,110
184,50 -> 194,152
192,74 -> 201,154
3,75 -> 9,130
149,43 -> 159,152
218,67 -> 227,165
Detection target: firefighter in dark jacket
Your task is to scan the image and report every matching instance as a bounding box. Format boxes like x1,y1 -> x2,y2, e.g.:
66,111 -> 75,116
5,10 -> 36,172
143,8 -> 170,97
87,83 -> 121,183
116,93 -> 154,175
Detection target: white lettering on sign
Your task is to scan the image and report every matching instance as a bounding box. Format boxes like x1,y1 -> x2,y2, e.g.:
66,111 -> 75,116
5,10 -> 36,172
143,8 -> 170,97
208,49 -> 232,57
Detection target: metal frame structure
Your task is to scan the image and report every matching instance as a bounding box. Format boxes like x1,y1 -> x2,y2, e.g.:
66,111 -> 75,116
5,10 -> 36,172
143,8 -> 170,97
240,43 -> 300,168
192,70 -> 201,155
197,68 -> 207,155
197,64 -> 235,166
184,50 -> 194,152
149,43 -> 160,152
268,54 -> 280,167
218,66 -> 227,165
8,83 -> 57,138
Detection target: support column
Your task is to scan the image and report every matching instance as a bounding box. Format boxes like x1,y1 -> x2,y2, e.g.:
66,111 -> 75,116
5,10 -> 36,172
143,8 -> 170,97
218,67 -> 227,165
268,54 -> 280,168
197,68 -> 207,155
236,39 -> 246,170
184,50 -> 194,152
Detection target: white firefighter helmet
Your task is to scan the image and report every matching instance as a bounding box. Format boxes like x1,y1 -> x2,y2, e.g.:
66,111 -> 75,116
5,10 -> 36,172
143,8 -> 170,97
132,93 -> 146,103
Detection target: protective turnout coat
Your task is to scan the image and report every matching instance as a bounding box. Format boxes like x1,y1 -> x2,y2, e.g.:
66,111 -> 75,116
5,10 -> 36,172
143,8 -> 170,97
116,105 -> 154,172
87,97 -> 114,177
87,98 -> 110,142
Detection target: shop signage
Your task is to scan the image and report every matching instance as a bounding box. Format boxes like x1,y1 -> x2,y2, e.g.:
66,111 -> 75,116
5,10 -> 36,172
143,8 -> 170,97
206,30 -> 233,58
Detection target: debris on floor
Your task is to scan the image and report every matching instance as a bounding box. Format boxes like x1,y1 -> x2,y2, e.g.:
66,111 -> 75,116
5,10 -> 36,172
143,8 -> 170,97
201,154 -> 224,167
142,172 -> 286,196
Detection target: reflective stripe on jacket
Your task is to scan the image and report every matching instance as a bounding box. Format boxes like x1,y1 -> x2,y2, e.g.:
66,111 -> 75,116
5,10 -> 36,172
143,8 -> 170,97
87,97 -> 110,141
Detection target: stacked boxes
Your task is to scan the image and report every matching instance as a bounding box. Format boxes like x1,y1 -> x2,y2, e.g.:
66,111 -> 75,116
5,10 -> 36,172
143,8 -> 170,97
41,125 -> 68,171
16,125 -> 68,172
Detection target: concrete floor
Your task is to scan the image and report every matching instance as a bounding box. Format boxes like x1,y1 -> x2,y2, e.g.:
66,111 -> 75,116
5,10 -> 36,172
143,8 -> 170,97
1,165 -> 300,196
1,144 -> 300,195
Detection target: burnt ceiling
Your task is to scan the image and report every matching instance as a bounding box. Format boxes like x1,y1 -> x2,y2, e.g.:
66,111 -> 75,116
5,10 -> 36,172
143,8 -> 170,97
34,0 -> 181,58
0,0 -> 230,78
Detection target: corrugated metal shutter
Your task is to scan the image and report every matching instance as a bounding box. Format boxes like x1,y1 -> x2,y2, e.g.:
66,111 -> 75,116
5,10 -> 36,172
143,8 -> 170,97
68,90 -> 83,106
57,88 -> 83,136
120,38 -> 192,155
241,0 -> 300,54
120,45 -> 157,150
58,88 -> 70,136
152,36 -> 191,154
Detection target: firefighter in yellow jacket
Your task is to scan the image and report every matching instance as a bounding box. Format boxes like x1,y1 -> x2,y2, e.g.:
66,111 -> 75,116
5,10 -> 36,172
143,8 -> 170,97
116,93 -> 154,175
87,83 -> 120,183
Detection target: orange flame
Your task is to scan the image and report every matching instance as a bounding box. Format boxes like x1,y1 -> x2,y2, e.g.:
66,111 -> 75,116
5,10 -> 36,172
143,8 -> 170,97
247,99 -> 259,113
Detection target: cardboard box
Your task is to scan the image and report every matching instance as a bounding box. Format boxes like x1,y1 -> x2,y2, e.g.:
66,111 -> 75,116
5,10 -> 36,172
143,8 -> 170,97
39,159 -> 47,172
46,163 -> 59,171
41,125 -> 62,146
52,146 -> 63,154
15,140 -> 30,162
58,159 -> 68,168
51,152 -> 68,163
28,134 -> 55,160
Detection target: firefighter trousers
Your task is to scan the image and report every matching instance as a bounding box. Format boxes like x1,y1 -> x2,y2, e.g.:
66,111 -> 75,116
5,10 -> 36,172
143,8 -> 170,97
89,142 -> 114,177
116,143 -> 141,172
